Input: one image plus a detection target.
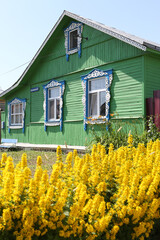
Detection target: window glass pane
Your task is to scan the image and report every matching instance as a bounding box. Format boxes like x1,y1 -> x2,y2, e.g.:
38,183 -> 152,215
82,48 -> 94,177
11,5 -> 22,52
49,100 -> 54,120
56,99 -> 60,119
11,115 -> 14,124
20,103 -> 23,113
15,104 -> 19,113
11,105 -> 15,114
89,78 -> 106,91
20,114 -> 22,124
49,87 -> 60,99
15,115 -> 19,124
70,30 -> 78,49
99,91 -> 106,116
89,93 -> 97,117
10,101 -> 24,126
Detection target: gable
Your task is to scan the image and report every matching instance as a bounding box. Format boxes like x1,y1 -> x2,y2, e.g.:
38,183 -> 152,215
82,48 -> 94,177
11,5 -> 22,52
1,10 -> 160,99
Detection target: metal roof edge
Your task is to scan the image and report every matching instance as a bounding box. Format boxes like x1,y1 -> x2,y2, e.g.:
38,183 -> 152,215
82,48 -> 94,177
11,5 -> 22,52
64,11 -> 147,51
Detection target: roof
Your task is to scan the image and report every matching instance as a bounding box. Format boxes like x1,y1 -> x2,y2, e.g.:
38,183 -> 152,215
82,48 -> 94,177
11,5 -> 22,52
1,10 -> 160,98
0,87 -> 3,94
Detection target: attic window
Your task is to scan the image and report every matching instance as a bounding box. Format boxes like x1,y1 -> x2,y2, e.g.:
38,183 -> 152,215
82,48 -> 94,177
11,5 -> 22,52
70,30 -> 78,49
64,22 -> 83,61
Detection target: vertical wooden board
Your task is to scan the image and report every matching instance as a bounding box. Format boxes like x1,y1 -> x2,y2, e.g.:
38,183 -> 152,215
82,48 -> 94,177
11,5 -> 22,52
28,24 -> 143,85
145,55 -> 160,98
30,85 -> 44,122
154,90 -> 160,130
109,57 -> 143,118
62,121 -> 87,146
63,75 -> 84,121
146,98 -> 154,117
28,121 -> 88,146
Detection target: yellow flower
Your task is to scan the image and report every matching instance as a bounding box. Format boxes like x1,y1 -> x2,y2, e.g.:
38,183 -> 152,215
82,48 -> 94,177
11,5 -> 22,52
37,156 -> 42,166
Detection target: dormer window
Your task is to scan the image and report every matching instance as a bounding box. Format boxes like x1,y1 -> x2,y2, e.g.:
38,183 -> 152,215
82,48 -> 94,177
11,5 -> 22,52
64,22 -> 83,61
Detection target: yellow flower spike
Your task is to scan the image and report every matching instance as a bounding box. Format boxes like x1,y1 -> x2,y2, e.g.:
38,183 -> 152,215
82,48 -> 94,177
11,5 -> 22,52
98,201 -> 106,217
73,149 -> 78,160
66,152 -> 73,170
128,134 -> 133,146
1,152 -> 7,167
97,142 -> 101,153
3,156 -> 14,175
56,145 -> 62,163
21,153 -> 27,169
2,208 -> 12,230
37,156 -> 42,167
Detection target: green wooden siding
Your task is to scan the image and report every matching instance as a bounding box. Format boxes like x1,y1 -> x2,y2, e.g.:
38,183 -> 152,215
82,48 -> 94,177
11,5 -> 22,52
110,57 -> 143,118
28,25 -> 143,85
30,85 -> 44,123
1,23 -> 147,146
63,74 -> 84,121
145,55 -> 160,98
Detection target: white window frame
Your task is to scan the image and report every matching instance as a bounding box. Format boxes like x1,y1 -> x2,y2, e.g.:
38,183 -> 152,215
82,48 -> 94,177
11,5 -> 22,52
88,77 -> 106,118
11,102 -> 23,126
64,22 -> 83,61
48,87 -> 60,121
8,98 -> 26,133
69,29 -> 78,50
43,79 -> 65,132
81,69 -> 113,131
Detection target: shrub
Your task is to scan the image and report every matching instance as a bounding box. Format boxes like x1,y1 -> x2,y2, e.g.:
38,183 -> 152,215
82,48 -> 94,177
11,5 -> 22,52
88,116 -> 160,151
0,139 -> 160,239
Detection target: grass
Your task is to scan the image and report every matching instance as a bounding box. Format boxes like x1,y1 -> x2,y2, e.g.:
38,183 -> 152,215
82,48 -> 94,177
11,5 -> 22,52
0,150 -> 67,176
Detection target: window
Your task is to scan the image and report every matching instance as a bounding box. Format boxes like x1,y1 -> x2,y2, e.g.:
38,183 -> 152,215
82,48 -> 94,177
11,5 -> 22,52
43,80 -> 65,131
48,87 -> 60,121
81,69 -> 113,131
8,98 -> 26,133
64,22 -> 83,61
11,102 -> 23,125
69,30 -> 78,50
88,78 -> 106,117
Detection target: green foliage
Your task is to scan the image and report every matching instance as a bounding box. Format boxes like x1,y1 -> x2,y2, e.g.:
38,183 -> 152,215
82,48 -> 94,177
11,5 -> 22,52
88,116 -> 160,151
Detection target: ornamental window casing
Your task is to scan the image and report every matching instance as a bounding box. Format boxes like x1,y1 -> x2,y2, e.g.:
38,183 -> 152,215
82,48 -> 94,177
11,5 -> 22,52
8,98 -> 26,133
43,79 -> 65,132
81,69 -> 113,131
64,22 -> 83,61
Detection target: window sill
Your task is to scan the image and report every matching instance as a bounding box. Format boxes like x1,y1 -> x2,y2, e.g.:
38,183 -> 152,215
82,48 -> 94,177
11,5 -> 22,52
9,125 -> 23,129
45,121 -> 60,127
86,117 -> 106,124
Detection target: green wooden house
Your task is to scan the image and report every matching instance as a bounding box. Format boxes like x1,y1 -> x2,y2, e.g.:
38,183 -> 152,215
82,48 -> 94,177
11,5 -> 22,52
1,10 -> 160,147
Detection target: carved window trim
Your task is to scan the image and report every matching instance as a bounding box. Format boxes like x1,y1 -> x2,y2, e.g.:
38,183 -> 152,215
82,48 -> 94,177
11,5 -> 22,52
43,79 -> 65,131
8,98 -> 26,133
81,69 -> 113,130
64,22 -> 83,61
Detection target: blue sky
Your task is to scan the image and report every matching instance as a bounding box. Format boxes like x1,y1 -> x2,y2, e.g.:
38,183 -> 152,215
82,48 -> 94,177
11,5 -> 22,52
0,0 -> 160,91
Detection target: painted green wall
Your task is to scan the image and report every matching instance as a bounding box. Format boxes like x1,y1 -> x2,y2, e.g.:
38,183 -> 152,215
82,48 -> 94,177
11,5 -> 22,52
2,22 -> 147,146
145,54 -> 160,98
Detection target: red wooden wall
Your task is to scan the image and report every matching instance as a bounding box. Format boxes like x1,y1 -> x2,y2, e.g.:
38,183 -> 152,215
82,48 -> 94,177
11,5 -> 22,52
146,90 -> 160,130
